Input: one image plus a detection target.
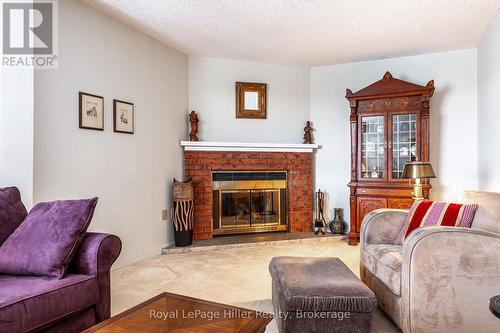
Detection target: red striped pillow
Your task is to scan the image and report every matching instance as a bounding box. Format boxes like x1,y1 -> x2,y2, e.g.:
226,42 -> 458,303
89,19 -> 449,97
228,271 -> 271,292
394,200 -> 479,245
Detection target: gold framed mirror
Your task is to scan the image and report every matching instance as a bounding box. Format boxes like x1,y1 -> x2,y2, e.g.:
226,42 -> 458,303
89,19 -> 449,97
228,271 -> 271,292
236,82 -> 267,119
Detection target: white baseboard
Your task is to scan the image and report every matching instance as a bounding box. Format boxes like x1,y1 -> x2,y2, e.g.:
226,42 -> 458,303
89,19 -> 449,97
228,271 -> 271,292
111,240 -> 175,271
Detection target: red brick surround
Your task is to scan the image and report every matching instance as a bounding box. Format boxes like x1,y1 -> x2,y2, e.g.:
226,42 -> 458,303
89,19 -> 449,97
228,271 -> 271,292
184,151 -> 314,239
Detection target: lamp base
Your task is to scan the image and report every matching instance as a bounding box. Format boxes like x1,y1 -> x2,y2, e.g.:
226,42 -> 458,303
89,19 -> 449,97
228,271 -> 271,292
412,181 -> 424,201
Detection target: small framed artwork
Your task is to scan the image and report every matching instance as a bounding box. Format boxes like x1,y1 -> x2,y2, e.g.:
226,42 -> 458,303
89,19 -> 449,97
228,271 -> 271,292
113,99 -> 134,134
236,82 -> 267,119
79,92 -> 104,131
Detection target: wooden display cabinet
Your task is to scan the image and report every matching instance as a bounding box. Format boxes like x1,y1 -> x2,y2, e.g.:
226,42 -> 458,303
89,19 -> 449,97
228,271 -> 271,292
346,71 -> 434,246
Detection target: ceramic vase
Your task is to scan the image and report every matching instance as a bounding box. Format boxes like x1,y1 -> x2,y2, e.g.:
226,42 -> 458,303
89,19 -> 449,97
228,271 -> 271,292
329,208 -> 345,234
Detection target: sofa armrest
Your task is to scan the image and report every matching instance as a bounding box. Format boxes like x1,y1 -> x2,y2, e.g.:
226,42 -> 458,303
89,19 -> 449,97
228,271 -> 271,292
401,227 -> 500,333
360,209 -> 407,247
70,232 -> 122,322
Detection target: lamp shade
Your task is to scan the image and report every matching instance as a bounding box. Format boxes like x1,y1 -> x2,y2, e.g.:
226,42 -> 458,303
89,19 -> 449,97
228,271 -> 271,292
402,161 -> 436,179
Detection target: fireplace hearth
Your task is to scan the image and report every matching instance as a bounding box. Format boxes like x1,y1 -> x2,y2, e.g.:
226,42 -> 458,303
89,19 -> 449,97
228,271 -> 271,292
212,172 -> 287,235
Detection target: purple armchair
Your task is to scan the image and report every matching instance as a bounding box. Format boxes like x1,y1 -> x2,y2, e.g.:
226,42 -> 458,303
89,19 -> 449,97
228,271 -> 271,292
0,232 -> 121,333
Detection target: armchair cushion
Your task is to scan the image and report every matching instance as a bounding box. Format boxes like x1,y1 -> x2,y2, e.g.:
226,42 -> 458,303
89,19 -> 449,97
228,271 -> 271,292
0,198 -> 98,278
0,187 -> 27,246
0,273 -> 98,332
361,244 -> 402,296
394,200 -> 478,245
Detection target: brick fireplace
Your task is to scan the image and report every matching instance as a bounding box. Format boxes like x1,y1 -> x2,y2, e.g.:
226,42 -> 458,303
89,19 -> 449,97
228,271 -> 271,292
181,142 -> 318,239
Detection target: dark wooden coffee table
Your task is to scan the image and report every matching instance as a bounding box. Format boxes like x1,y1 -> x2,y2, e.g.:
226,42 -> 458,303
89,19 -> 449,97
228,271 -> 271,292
83,292 -> 272,332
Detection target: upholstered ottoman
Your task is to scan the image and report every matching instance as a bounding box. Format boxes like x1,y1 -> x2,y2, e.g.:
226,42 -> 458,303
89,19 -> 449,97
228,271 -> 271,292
269,257 -> 377,333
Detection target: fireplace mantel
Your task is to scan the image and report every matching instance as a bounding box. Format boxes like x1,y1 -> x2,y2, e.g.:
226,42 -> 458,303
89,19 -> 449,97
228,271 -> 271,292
180,141 -> 319,153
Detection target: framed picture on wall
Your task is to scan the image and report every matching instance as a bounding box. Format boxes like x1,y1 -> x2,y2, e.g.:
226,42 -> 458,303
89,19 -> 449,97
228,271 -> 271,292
113,99 -> 134,134
79,92 -> 104,131
236,82 -> 267,119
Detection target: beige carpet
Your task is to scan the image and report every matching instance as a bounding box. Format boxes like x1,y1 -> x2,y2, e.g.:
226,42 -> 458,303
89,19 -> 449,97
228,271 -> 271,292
111,237 -> 401,332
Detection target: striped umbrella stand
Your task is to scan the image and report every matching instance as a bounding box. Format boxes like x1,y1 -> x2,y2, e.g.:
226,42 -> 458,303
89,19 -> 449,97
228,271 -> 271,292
172,178 -> 194,247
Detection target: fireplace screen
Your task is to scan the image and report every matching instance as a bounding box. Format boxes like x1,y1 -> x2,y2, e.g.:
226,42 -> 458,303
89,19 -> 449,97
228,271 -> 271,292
212,172 -> 287,235
221,189 -> 280,228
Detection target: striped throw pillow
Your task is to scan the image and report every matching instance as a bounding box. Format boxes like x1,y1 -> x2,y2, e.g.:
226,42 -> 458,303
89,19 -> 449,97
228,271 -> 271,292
394,200 -> 479,245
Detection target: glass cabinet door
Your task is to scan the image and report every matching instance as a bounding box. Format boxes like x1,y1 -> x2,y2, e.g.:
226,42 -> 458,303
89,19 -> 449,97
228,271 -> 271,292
360,115 -> 385,179
391,113 -> 417,179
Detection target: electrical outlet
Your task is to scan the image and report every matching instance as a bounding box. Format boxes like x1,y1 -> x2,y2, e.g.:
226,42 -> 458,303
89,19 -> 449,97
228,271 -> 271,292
162,209 -> 168,221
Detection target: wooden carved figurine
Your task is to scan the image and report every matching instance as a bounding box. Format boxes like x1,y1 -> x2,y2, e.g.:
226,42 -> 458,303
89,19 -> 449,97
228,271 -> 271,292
189,111 -> 199,141
303,121 -> 313,144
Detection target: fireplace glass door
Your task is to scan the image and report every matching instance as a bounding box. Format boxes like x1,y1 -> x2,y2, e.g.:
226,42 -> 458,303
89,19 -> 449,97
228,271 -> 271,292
251,190 -> 280,226
221,189 -> 280,229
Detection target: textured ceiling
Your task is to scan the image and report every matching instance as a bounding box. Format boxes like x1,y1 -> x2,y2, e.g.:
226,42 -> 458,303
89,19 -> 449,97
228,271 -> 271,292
83,0 -> 500,66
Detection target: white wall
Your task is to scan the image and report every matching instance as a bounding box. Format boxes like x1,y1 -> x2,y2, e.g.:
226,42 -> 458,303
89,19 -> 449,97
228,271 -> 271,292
189,56 -> 310,143
478,13 -> 500,192
0,68 -> 34,208
311,49 -> 478,223
34,0 -> 188,267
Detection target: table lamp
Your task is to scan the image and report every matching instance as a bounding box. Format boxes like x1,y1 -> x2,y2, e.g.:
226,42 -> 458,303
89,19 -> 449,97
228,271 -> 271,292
402,161 -> 436,200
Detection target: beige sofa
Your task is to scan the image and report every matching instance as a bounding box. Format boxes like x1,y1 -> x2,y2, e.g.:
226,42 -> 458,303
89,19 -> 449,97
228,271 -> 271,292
360,191 -> 500,333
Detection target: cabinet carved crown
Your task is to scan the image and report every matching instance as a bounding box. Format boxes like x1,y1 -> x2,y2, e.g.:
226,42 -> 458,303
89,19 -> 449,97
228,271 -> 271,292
346,71 -> 435,246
